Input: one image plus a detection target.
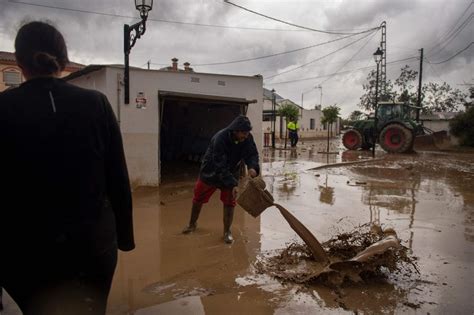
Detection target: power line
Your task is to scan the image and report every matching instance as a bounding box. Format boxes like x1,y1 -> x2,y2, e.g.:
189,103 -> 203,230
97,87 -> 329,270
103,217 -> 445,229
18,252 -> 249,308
224,0 -> 380,35
267,56 -> 418,85
430,1 -> 473,52
428,13 -> 473,57
423,56 -> 447,82
7,0 -> 328,32
192,33 -> 366,66
316,30 -> 378,86
264,30 -> 377,81
427,42 -> 473,64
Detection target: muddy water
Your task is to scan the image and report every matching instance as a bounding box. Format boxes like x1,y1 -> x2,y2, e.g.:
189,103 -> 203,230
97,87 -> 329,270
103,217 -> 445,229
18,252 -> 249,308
109,141 -> 473,314
3,140 -> 472,314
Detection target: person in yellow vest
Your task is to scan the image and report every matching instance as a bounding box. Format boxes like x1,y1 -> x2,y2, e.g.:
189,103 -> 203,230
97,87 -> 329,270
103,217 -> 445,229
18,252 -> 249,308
287,119 -> 299,147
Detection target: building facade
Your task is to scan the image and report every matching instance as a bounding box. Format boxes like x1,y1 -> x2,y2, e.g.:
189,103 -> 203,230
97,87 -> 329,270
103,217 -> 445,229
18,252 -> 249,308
262,88 -> 340,144
66,63 -> 263,187
0,51 -> 83,92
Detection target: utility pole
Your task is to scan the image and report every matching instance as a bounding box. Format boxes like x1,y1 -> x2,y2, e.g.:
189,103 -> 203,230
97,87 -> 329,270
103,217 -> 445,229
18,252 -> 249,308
416,48 -> 424,121
147,60 -> 151,69
380,21 -> 387,95
271,89 -> 276,148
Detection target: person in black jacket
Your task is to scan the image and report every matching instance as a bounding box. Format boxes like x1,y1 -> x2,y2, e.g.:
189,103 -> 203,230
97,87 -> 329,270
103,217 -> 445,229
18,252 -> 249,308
0,21 -> 134,315
182,115 -> 260,243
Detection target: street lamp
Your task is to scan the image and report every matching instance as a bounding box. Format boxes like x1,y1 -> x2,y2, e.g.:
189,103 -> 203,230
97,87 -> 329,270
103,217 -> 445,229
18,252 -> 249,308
372,47 -> 383,157
124,0 -> 154,104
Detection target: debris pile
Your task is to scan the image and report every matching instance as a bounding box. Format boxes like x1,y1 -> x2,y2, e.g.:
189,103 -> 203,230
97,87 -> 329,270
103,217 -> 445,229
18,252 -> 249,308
255,224 -> 417,287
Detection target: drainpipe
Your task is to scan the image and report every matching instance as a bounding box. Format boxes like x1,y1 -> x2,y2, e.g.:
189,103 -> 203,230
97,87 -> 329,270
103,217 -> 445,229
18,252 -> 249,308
117,73 -> 122,125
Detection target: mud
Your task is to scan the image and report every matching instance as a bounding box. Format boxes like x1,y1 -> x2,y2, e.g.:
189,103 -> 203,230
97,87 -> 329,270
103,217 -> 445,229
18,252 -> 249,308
255,224 -> 417,287
2,139 -> 473,314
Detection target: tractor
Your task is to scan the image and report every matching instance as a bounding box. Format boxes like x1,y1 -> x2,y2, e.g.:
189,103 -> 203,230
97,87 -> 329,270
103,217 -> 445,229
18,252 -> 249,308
342,102 -> 436,153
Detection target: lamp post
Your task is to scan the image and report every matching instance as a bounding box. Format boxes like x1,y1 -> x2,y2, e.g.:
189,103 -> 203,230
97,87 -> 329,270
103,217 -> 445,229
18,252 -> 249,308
271,89 -> 276,148
372,47 -> 383,158
124,0 -> 153,104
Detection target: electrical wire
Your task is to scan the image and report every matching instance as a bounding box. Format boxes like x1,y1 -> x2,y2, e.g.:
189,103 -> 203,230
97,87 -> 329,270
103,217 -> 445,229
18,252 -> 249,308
264,30 -> 377,81
423,56 -> 447,82
427,42 -> 473,64
223,0 -> 380,35
7,0 -> 352,32
150,41 -> 377,68
191,33 -> 367,66
266,56 -> 418,85
316,30 -> 378,86
428,13 -> 473,57
429,1 -> 473,53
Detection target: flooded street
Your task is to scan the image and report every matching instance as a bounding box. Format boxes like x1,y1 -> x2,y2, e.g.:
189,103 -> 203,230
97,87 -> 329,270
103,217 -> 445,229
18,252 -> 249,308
3,140 -> 473,314
105,139 -> 473,314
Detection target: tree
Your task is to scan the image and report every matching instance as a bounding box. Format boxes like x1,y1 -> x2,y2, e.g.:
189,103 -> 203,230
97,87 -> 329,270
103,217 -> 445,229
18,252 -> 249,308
421,82 -> 468,114
277,103 -> 299,121
359,65 -> 469,114
359,70 -> 395,111
321,105 -> 341,152
395,65 -> 418,103
349,110 -> 365,122
449,107 -> 474,147
278,103 -> 300,148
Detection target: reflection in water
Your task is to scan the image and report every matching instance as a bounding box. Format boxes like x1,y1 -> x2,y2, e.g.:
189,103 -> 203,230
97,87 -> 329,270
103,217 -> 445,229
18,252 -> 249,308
106,183 -> 264,314
319,175 -> 335,205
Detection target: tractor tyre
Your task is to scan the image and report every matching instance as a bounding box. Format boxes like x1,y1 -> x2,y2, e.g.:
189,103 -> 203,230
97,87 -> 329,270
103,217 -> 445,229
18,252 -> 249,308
379,124 -> 413,153
342,129 -> 363,150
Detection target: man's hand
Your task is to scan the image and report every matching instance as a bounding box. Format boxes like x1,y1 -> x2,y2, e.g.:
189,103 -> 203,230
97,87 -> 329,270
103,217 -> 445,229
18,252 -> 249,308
248,168 -> 258,178
232,186 -> 239,199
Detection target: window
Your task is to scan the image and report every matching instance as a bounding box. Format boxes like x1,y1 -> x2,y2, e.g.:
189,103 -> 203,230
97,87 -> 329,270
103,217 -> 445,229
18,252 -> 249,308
263,112 -> 273,121
310,118 -> 315,130
218,80 -> 226,86
191,77 -> 200,83
3,70 -> 21,86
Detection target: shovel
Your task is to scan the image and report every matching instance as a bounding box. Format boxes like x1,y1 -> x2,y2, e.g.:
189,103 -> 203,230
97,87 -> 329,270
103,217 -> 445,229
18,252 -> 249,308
237,177 -> 329,263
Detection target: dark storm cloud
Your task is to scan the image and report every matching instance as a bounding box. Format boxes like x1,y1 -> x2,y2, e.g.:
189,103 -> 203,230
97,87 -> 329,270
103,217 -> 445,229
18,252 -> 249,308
323,0 -> 415,30
0,0 -> 471,117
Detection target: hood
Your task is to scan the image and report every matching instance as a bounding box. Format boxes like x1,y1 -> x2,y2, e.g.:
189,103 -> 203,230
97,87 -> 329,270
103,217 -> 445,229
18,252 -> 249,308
227,115 -> 252,131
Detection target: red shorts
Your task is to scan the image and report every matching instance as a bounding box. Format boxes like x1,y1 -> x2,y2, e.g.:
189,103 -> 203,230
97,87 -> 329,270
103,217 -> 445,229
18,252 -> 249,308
192,179 -> 236,207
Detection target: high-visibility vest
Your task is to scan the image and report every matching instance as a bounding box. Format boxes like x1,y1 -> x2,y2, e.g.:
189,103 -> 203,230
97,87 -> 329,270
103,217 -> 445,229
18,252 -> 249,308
287,121 -> 299,131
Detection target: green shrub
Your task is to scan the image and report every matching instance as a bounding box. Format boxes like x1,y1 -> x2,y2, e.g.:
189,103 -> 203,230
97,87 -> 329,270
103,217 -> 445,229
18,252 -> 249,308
450,107 -> 474,146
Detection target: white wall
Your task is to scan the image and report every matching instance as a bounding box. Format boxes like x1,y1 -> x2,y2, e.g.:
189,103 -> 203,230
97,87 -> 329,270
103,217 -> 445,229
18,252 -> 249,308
69,66 -> 263,186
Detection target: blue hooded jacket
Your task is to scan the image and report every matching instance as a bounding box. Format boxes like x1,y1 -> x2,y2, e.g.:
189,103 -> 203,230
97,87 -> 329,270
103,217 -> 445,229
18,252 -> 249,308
199,115 -> 260,188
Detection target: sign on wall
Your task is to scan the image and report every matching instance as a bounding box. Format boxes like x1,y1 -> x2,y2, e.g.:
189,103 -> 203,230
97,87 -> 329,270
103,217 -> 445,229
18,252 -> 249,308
135,91 -> 147,109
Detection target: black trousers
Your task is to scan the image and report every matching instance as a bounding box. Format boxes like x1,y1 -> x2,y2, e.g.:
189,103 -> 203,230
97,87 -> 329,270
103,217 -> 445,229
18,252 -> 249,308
289,131 -> 299,147
1,242 -> 117,315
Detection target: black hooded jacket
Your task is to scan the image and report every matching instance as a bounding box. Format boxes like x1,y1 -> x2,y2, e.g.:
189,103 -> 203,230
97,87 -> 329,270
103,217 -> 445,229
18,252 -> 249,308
199,115 -> 260,188
0,77 -> 134,256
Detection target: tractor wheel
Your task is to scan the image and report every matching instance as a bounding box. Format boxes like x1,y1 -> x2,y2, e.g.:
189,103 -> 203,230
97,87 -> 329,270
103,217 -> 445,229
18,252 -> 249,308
342,129 -> 362,150
379,124 -> 413,153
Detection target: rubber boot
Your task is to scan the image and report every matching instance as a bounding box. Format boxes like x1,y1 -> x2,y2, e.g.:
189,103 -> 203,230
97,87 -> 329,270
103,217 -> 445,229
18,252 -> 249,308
223,205 -> 235,244
182,203 -> 202,234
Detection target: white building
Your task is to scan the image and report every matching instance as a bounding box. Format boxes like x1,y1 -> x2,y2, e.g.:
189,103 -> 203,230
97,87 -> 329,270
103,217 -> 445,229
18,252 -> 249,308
262,88 -> 339,145
65,62 -> 263,186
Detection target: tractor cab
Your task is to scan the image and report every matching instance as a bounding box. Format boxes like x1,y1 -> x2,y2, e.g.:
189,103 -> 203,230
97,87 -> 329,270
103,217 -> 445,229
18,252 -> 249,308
376,102 -> 417,125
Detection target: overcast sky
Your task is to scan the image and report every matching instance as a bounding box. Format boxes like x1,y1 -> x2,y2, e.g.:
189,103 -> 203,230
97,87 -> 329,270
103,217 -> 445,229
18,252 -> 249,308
0,0 -> 472,117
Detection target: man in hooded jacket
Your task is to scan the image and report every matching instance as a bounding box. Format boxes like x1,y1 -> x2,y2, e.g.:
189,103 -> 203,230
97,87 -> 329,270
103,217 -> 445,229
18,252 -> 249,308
182,115 -> 260,243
